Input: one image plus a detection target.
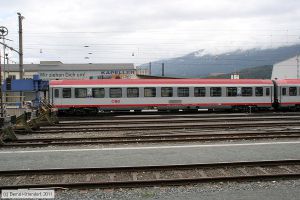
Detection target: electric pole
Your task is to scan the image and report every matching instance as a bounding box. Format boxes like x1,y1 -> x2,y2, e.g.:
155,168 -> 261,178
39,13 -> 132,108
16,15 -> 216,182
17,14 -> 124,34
0,49 -> 2,117
0,26 -> 8,117
162,62 -> 164,77
18,12 -> 24,79
297,54 -> 299,79
5,53 -> 8,77
2,38 -> 5,81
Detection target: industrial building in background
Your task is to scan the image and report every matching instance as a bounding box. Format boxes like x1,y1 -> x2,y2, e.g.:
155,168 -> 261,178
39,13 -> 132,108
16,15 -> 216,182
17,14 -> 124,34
4,61 -> 149,80
271,55 -> 300,79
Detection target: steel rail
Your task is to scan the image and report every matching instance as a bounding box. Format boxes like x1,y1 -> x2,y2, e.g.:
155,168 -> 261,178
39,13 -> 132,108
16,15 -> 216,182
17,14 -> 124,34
4,131 -> 300,147
27,120 -> 300,133
49,115 -> 300,127
0,160 -> 299,189
58,111 -> 300,121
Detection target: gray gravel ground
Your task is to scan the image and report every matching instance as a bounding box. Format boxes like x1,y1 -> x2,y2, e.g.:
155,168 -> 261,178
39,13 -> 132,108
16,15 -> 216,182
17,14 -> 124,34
53,179 -> 300,200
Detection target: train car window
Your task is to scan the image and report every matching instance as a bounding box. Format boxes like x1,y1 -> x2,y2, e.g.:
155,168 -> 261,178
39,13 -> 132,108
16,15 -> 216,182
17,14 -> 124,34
289,87 -> 297,96
241,87 -> 253,96
92,88 -> 105,98
178,87 -> 189,97
144,87 -> 156,97
109,88 -> 122,98
62,88 -> 71,98
210,87 -> 222,97
226,87 -> 237,97
194,87 -> 206,97
75,88 -> 87,98
161,87 -> 173,97
255,87 -> 263,96
127,88 -> 139,98
282,88 -> 286,96
54,89 -> 59,98
266,88 -> 270,96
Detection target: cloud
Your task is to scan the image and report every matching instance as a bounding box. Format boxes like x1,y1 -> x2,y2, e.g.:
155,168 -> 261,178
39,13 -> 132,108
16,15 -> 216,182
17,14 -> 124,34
0,0 -> 300,64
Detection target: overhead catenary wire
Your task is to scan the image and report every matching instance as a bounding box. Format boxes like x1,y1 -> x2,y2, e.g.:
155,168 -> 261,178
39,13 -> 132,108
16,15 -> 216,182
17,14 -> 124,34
3,27 -> 300,64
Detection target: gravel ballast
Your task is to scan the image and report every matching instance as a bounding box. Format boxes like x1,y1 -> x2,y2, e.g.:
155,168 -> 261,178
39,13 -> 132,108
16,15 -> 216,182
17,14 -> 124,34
53,179 -> 300,200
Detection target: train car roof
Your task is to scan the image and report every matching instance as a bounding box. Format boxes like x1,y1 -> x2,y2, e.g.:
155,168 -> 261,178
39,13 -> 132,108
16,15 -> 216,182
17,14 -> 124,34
50,79 -> 273,86
275,79 -> 300,85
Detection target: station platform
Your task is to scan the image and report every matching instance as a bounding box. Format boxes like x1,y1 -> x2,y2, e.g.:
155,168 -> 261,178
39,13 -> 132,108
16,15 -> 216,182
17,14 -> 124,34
0,141 -> 299,171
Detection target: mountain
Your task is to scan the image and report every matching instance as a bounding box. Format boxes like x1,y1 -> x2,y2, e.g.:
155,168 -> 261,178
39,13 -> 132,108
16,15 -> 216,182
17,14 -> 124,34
142,44 -> 300,78
206,65 -> 273,79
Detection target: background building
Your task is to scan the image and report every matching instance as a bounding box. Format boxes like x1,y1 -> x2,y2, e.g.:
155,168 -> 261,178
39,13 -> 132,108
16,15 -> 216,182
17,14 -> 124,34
4,61 -> 138,80
272,55 -> 300,79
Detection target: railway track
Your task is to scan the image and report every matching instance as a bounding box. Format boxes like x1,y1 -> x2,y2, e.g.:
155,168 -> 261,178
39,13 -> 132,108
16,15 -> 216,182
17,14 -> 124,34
0,160 -> 299,189
58,111 -> 300,121
51,115 -> 300,127
28,120 -> 300,133
4,131 -> 300,148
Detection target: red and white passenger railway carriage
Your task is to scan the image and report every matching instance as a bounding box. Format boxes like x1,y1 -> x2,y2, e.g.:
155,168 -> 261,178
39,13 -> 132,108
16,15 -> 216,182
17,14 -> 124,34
273,79 -> 300,109
49,79 -> 274,112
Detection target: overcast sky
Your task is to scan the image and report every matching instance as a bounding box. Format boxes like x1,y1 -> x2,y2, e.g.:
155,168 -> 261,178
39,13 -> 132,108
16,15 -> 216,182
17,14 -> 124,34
0,0 -> 300,65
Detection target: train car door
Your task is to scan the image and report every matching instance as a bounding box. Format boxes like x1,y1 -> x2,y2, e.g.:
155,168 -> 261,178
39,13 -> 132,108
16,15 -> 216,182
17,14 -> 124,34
52,88 -> 61,106
274,85 -> 281,105
269,86 -> 273,103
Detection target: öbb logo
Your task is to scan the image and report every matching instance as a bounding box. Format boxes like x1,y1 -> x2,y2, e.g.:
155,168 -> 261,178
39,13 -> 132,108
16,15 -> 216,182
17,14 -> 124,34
111,99 -> 121,104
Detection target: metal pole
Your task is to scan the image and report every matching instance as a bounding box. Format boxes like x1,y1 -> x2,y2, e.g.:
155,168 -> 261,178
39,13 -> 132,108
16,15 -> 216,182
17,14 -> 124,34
4,53 -> 8,110
5,54 -> 8,77
162,63 -> 164,77
149,62 -> 151,75
18,13 -> 24,79
297,54 -> 299,79
0,48 -> 3,117
18,13 -> 24,106
2,39 -> 6,116
2,38 -> 5,81
5,54 -> 9,77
